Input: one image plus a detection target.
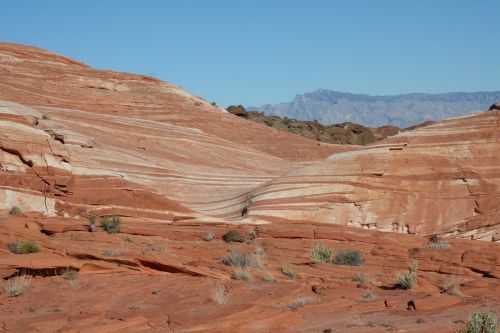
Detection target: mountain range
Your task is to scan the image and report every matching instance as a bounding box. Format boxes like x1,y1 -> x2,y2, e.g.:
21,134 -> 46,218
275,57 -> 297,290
248,89 -> 500,127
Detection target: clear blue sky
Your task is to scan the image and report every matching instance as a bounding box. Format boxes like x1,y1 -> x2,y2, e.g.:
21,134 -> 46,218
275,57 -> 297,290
1,0 -> 499,107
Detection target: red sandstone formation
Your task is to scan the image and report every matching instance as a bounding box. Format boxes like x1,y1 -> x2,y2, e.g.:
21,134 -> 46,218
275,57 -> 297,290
0,43 -> 498,332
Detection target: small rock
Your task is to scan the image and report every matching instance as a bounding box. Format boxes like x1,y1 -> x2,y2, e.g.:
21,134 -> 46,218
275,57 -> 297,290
488,102 -> 500,111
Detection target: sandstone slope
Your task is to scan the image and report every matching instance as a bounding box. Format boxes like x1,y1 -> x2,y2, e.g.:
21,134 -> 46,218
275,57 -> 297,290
0,42 -> 350,221
246,111 -> 500,241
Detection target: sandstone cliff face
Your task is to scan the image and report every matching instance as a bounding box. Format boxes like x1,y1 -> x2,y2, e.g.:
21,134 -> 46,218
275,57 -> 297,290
0,42 -> 498,242
247,111 -> 500,241
0,42 -> 348,221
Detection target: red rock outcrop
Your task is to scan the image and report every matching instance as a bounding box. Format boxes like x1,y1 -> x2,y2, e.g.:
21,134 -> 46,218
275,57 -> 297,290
0,42 -> 350,221
247,111 -> 500,241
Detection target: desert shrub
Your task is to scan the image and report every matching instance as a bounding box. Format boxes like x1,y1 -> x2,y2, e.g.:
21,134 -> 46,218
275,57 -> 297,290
443,275 -> 462,296
211,285 -> 227,304
222,249 -> 255,267
3,275 -> 30,297
9,206 -> 21,216
87,215 -> 97,232
143,240 -> 166,253
285,297 -> 314,309
204,231 -> 215,241
334,250 -> 364,266
222,230 -> 244,243
352,272 -> 367,283
262,272 -> 277,282
281,264 -> 296,280
428,240 -> 450,249
8,239 -> 40,254
100,215 -> 121,234
462,311 -> 498,333
232,266 -> 251,281
42,113 -> 50,120
396,260 -> 418,290
63,268 -> 79,281
310,242 -> 333,263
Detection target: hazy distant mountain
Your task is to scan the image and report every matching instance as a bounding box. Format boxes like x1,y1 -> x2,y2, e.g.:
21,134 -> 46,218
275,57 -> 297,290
248,90 -> 500,127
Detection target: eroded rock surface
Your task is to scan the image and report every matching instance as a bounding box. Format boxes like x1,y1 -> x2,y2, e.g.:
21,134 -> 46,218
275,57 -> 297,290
0,43 -> 498,332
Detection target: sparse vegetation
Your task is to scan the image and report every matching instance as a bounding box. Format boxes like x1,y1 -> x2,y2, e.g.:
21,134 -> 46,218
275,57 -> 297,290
143,240 -> 166,253
211,285 -> 227,304
462,311 -> 498,333
396,259 -> 418,290
3,275 -> 30,297
87,215 -> 97,232
8,239 -> 40,254
232,266 -> 251,281
222,249 -> 255,267
443,275 -> 462,296
42,113 -> 50,120
262,272 -> 277,282
222,230 -> 244,243
62,268 -> 79,281
100,215 -> 121,234
333,249 -> 364,266
281,264 -> 296,280
285,297 -> 314,309
428,240 -> 450,249
352,272 -> 367,283
310,242 -> 333,263
9,206 -> 21,216
204,231 -> 216,241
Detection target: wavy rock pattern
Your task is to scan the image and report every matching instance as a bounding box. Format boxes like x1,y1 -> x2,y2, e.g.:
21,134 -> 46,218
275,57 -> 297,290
0,43 -> 498,333
248,112 -> 500,241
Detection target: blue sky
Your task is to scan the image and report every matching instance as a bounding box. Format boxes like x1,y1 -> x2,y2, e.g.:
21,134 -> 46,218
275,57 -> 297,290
1,0 -> 499,107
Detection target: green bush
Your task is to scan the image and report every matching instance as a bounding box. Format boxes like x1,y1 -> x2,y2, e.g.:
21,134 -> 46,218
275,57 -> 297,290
310,242 -> 333,263
333,250 -> 364,266
9,206 -> 21,216
396,259 -> 418,290
100,215 -> 121,234
222,230 -> 244,243
8,239 -> 40,254
463,311 -> 498,333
